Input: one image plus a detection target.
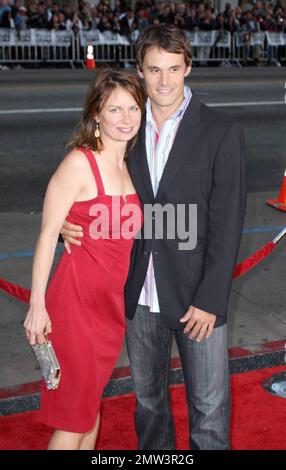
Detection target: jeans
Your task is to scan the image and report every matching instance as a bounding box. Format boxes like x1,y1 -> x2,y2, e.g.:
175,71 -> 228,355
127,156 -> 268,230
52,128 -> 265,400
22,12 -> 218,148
126,305 -> 230,450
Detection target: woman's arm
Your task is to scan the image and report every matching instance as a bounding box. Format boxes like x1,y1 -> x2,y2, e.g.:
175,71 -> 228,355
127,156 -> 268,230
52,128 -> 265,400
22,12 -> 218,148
24,150 -> 87,345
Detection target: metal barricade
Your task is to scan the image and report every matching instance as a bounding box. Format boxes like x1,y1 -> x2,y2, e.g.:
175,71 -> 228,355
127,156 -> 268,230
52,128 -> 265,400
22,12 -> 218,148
281,33 -> 286,62
118,44 -> 136,64
75,30 -> 132,66
1,27 -> 285,67
211,31 -> 232,64
0,28 -> 15,63
265,32 -> 286,65
186,30 -> 232,65
50,30 -> 75,68
233,32 -> 267,65
233,31 -> 286,65
0,28 -> 75,67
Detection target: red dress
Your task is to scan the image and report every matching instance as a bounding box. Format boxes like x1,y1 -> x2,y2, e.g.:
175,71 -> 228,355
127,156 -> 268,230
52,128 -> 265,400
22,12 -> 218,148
37,148 -> 143,433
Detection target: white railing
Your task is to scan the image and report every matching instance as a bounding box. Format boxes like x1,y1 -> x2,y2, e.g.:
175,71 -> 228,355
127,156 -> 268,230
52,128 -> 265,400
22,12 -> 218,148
1,28 -> 285,67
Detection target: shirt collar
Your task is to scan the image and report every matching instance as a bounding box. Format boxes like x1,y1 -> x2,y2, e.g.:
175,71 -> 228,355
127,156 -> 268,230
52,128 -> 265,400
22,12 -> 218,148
146,86 -> 192,127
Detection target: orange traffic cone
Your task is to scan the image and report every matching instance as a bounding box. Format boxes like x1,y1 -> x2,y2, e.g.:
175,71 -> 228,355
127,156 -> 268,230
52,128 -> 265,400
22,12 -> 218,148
85,44 -> 96,70
266,170 -> 286,212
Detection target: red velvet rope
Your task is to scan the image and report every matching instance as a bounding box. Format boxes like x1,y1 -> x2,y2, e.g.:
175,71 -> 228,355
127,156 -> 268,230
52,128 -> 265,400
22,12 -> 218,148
233,241 -> 275,279
0,278 -> 30,304
0,240 -> 279,304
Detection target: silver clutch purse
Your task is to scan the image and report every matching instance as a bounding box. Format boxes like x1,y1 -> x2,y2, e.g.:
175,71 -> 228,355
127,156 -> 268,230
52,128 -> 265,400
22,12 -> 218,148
32,337 -> 61,390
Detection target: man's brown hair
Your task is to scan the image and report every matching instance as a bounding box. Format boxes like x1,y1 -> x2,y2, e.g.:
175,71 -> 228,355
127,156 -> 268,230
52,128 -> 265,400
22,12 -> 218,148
136,24 -> 192,71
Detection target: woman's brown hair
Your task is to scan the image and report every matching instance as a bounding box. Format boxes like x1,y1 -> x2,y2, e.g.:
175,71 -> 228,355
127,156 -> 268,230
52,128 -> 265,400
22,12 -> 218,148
67,68 -> 146,154
136,24 -> 192,71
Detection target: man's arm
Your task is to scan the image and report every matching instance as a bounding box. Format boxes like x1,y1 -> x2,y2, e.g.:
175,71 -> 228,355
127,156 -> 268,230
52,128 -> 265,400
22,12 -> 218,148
180,122 -> 247,341
59,220 -> 84,254
193,122 -> 247,316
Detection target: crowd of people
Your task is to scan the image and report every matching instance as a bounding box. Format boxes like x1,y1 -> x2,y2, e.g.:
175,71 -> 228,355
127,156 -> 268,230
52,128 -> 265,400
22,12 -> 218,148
0,0 -> 285,37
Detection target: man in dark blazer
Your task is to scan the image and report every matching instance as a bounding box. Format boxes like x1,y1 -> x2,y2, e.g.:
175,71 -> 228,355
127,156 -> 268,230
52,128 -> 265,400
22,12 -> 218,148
125,79 -> 245,332
125,25 -> 246,450
61,25 -> 246,450
119,8 -> 138,39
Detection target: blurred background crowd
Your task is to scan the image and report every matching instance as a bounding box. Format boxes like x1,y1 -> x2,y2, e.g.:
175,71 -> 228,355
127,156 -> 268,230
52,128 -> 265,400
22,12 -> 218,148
0,0 -> 285,37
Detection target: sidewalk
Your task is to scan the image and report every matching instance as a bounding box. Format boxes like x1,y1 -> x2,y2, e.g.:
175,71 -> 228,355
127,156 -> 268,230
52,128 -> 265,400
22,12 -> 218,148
0,190 -> 286,415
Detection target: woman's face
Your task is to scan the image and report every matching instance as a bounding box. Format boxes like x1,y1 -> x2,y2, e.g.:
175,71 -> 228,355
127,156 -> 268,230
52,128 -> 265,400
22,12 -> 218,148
95,87 -> 142,146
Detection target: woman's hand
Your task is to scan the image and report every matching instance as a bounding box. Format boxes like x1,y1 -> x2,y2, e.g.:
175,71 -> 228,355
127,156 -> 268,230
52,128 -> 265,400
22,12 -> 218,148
24,305 -> 52,346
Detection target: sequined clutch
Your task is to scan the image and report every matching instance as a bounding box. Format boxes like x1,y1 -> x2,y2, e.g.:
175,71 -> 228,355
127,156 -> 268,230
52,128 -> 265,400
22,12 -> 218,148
32,338 -> 61,390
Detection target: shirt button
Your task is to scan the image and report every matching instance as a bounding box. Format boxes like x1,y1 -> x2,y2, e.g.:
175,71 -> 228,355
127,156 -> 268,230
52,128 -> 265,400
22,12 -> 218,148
152,213 -> 155,220
154,251 -> 158,255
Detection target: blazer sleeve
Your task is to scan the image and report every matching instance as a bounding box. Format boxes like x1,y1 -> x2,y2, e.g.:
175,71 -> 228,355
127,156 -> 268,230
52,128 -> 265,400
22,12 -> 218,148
191,121 -> 247,320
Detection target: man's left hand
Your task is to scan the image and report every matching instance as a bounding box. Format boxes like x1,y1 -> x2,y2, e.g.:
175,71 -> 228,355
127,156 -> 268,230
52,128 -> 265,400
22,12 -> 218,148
180,306 -> 216,342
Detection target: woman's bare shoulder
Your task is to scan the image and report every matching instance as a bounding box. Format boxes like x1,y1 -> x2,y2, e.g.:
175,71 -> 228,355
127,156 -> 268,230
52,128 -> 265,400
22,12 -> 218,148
62,148 -> 90,171
50,149 -> 92,190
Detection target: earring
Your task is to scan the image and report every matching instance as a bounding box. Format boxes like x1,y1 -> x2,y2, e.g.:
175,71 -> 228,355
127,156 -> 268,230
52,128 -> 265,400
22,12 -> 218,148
94,122 -> 100,138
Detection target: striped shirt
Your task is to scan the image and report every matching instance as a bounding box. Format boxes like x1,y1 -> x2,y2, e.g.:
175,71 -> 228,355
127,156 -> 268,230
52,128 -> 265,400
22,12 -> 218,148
138,86 -> 192,312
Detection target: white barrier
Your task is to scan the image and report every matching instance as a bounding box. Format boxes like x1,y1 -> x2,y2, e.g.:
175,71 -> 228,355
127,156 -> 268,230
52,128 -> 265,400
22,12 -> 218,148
185,30 -> 231,64
79,30 -> 130,47
266,32 -> 286,46
0,28 -> 73,46
233,31 -> 286,64
0,28 -> 75,66
76,30 -> 131,64
186,30 -> 230,48
1,28 -> 285,66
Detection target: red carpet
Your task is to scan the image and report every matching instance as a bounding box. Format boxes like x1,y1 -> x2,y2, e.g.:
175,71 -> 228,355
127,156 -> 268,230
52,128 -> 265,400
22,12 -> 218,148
1,365 -> 286,450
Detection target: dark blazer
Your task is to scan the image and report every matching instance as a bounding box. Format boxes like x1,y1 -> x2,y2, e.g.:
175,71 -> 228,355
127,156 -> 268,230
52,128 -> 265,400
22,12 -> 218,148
125,93 -> 247,329
119,16 -> 138,37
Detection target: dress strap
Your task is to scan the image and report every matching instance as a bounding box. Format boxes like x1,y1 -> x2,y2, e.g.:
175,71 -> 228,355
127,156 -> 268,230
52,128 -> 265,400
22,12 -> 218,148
77,147 -> 105,196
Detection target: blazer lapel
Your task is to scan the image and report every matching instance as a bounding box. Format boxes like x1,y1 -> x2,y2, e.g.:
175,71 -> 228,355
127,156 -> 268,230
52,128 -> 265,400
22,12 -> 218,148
155,93 -> 202,202
129,113 -> 155,202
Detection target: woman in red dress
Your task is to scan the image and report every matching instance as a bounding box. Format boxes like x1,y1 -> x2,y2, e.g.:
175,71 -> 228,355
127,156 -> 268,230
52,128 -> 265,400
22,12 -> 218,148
23,69 -> 145,450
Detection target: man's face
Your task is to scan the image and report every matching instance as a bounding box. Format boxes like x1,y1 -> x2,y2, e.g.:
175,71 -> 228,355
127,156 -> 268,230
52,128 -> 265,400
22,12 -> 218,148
138,47 -> 191,111
38,4 -> 46,14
